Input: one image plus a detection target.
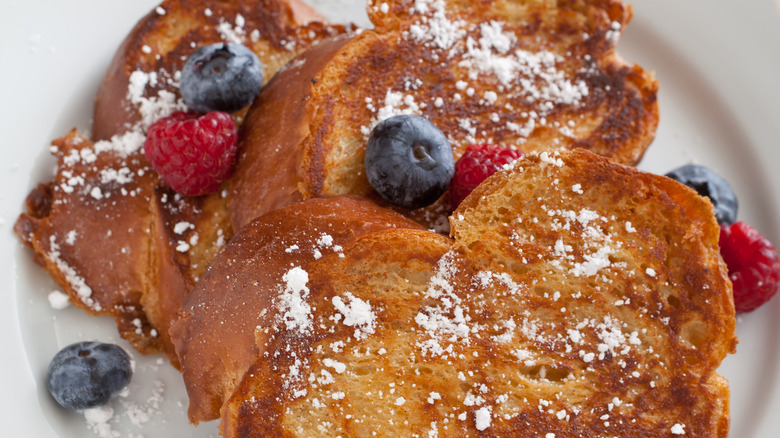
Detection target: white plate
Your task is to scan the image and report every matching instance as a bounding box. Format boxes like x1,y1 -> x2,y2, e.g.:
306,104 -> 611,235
1,0 -> 778,436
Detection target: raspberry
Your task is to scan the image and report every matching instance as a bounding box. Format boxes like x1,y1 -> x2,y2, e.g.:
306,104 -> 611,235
450,144 -> 523,208
719,222 -> 780,313
143,111 -> 238,196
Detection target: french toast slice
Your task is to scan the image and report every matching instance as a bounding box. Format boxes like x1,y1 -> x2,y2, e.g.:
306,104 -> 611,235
171,150 -> 735,436
93,0 -> 339,141
14,0 -> 348,362
228,0 -> 660,231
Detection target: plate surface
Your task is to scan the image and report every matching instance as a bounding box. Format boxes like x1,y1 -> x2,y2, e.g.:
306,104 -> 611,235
1,0 -> 778,436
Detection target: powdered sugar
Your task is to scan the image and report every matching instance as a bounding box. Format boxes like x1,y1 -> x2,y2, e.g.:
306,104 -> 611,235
376,90 -> 421,123
376,0 -> 605,152
91,130 -> 148,158
407,0 -> 467,50
217,14 -> 248,44
48,235 -> 98,310
411,7 -> 589,107
569,245 -> 613,277
475,406 -> 492,430
126,70 -> 187,131
48,290 -> 71,309
83,406 -> 117,438
605,21 -> 622,45
322,357 -> 347,374
63,69 -> 185,168
99,167 -> 134,185
173,221 -> 193,234
332,293 -> 377,340
65,230 -> 78,245
81,379 -> 166,438
277,267 -> 313,333
539,152 -> 564,167
415,251 -> 473,356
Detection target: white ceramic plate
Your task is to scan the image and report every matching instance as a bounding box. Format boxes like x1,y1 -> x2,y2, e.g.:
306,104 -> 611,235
1,0 -> 778,436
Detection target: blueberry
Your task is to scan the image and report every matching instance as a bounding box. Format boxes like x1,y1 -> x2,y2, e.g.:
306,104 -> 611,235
180,43 -> 263,113
365,115 -> 455,210
665,164 -> 738,224
46,342 -> 133,410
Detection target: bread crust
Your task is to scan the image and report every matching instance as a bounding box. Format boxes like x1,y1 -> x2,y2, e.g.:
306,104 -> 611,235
15,0 -> 347,361
93,0 -> 337,140
171,195 -> 428,422
229,0 -> 660,231
174,150 -> 735,437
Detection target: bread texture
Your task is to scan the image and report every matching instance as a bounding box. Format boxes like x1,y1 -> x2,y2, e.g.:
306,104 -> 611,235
228,0 -> 660,231
14,0 -> 347,362
171,149 -> 735,437
93,0 -> 337,141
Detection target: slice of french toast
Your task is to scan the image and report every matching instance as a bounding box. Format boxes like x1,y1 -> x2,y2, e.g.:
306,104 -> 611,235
228,0 -> 660,232
93,0 -> 340,141
14,0 -> 348,363
171,149 -> 735,436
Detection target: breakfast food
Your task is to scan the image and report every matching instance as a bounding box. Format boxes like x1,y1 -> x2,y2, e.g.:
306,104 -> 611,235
14,0 -> 349,362
664,164 -> 780,312
719,221 -> 780,312
449,143 -> 524,208
171,150 -> 736,436
47,342 -> 133,411
228,0 -> 660,231
92,0 -> 336,141
179,42 -> 265,113
365,114 -> 456,210
143,110 -> 239,196
665,164 -> 738,225
18,0 -> 759,436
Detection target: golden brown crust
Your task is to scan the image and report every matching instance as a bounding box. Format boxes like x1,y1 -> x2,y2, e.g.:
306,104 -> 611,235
174,150 -> 735,436
229,35 -> 353,229
454,149 -> 737,367
16,0 -> 347,360
93,0 -> 341,140
170,195 -> 428,423
229,0 -> 660,231
16,130 -> 162,351
221,228 -> 454,437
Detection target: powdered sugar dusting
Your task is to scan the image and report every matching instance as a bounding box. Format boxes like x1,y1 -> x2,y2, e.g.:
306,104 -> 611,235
539,151 -> 564,167
83,406 -> 117,438
48,289 -> 71,309
459,20 -> 589,105
407,0 -> 467,50
365,0 -> 607,151
126,70 -> 187,131
63,69 -> 185,167
48,235 -> 99,310
82,378 -> 166,437
375,90 -> 421,124
415,251 -> 473,356
217,14 -> 248,44
277,267 -> 313,333
122,380 -> 165,427
332,292 -> 377,340
91,130 -> 148,159
569,245 -> 613,277
605,21 -> 622,44
475,406 -> 492,430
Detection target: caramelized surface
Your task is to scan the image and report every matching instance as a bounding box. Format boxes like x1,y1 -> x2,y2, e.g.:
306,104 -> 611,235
171,196 -> 428,422
15,0 -> 346,361
230,0 -> 659,230
173,150 -> 735,436
94,0 -> 339,140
